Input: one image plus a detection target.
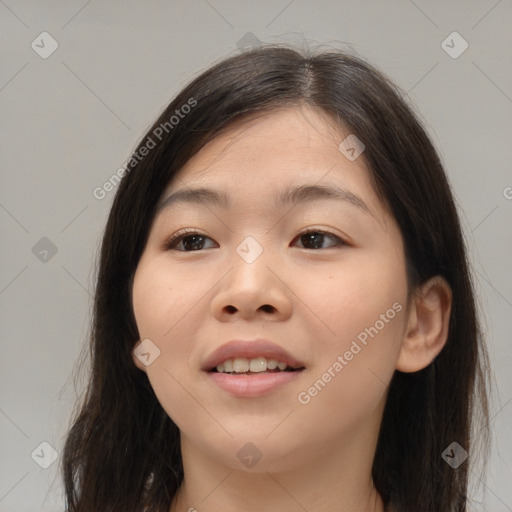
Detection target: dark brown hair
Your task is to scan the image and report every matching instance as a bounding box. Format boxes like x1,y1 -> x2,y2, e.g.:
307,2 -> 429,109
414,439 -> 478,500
61,45 -> 491,512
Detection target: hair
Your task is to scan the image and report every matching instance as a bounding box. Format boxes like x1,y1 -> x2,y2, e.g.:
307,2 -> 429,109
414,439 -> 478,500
61,45 -> 491,512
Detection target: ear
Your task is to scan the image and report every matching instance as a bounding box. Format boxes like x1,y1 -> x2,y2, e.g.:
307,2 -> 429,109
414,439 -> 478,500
396,276 -> 452,373
132,339 -> 147,372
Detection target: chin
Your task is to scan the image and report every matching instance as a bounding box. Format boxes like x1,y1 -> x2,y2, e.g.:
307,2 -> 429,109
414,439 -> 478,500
195,431 -> 310,474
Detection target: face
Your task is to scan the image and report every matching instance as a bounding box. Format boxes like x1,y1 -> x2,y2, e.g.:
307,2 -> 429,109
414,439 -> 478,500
131,107 -> 410,473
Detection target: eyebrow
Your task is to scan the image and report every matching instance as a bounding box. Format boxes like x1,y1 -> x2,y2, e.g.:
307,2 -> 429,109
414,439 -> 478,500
156,183 -> 373,217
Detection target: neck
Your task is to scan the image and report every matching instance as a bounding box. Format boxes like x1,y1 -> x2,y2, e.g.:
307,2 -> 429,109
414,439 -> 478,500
169,419 -> 386,512
170,468 -> 384,512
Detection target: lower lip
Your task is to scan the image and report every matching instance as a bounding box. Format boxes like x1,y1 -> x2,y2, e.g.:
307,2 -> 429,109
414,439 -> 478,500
207,370 -> 303,397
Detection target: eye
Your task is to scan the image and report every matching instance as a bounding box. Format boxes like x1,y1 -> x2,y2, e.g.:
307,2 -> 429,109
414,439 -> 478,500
293,229 -> 347,250
162,229 -> 217,252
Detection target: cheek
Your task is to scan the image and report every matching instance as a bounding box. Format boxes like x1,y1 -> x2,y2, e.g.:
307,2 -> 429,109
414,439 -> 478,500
131,258 -> 213,428
294,302 -> 405,435
301,250 -> 408,346
132,256 -> 202,341
297,251 -> 407,406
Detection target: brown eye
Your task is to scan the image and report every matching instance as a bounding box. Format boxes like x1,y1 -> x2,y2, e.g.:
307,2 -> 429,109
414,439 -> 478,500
163,230 -> 217,252
294,230 -> 346,250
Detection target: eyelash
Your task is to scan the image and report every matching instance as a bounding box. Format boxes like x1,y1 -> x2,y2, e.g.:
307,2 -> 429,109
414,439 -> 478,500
162,228 -> 349,252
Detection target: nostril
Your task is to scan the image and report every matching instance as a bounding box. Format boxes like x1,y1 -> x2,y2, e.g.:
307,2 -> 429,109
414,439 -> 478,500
224,305 -> 275,314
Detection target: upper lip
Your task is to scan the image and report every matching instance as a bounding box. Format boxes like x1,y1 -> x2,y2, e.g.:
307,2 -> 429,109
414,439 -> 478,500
202,339 -> 306,371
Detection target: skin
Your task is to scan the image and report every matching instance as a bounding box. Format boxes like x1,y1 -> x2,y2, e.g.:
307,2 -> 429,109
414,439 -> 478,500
131,106 -> 452,512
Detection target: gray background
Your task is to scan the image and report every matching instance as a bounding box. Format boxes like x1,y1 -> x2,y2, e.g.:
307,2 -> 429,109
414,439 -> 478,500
1,1 -> 511,511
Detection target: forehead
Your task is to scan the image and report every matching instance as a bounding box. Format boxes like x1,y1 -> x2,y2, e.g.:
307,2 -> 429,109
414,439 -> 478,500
160,107 -> 377,206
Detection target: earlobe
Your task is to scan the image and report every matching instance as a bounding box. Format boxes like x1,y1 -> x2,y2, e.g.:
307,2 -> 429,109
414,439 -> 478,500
396,276 -> 452,373
132,339 -> 147,372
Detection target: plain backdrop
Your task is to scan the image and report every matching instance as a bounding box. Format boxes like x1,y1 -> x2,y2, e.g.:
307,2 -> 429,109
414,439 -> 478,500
1,1 -> 511,511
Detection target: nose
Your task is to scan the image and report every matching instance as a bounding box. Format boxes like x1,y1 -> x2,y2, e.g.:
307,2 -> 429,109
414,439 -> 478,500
210,250 -> 293,322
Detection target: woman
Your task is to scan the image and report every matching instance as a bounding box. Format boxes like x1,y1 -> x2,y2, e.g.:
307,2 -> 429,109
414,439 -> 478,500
62,45 -> 491,512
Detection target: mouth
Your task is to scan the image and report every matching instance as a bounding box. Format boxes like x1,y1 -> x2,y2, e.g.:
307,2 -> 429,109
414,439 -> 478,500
209,356 -> 304,375
202,339 -> 306,397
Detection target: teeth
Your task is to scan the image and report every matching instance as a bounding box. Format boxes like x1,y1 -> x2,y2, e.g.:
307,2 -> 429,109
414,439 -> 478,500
249,357 -> 267,373
214,356 -> 292,374
232,358 -> 250,373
